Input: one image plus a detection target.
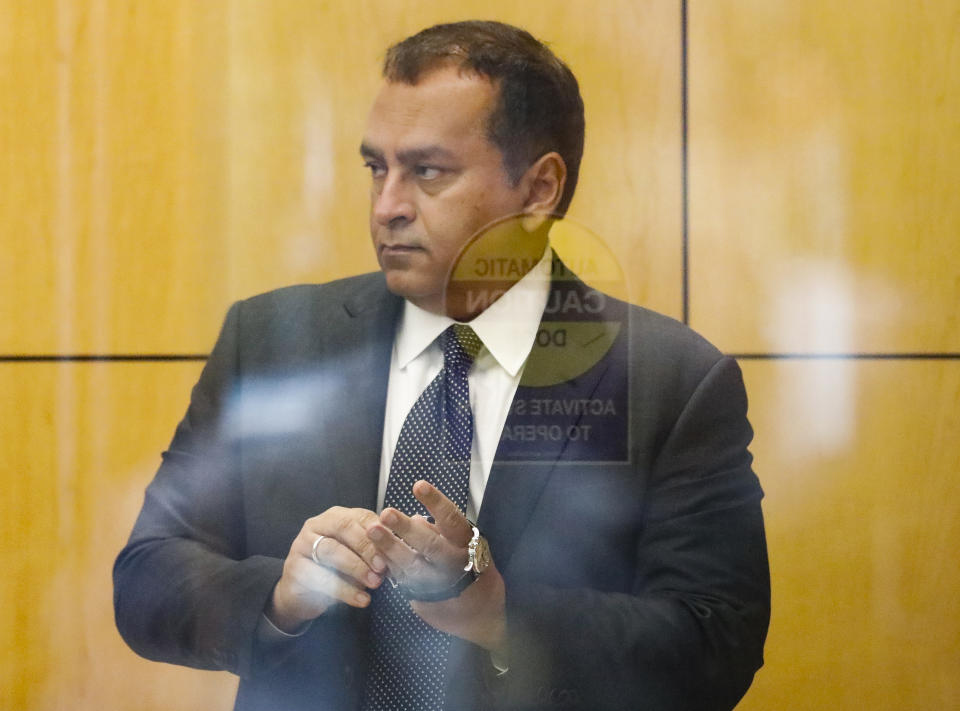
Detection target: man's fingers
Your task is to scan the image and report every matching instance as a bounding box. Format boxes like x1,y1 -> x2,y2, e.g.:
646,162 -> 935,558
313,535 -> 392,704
378,508 -> 426,545
369,486 -> 475,591
271,507 -> 387,630
271,547 -> 373,629
306,507 -> 387,575
302,535 -> 383,589
379,508 -> 456,564
367,520 -> 421,572
412,480 -> 472,546
291,556 -> 372,608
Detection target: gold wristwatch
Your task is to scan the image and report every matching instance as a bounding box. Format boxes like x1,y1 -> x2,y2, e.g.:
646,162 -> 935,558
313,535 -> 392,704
464,524 -> 492,577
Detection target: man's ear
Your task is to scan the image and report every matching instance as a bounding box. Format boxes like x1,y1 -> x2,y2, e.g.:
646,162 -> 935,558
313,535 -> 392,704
520,152 -> 567,232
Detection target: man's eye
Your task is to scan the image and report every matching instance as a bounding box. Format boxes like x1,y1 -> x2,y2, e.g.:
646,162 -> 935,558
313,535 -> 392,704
415,166 -> 441,180
364,161 -> 386,178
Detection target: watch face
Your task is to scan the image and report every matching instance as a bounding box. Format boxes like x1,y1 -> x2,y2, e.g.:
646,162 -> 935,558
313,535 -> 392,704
474,537 -> 492,573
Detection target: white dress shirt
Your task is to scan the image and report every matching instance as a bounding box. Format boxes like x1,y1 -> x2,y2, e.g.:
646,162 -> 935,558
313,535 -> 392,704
377,246 -> 553,520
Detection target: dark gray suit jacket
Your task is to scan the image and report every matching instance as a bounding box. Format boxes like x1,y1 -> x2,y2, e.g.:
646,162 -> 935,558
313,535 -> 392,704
114,264 -> 769,710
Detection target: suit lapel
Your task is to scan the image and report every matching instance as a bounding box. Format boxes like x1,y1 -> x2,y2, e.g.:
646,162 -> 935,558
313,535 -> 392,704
325,277 -> 402,511
477,368 -> 611,573
477,266 -> 627,572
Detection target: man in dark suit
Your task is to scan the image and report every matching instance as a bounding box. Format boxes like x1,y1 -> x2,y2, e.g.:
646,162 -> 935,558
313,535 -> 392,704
114,20 -> 769,711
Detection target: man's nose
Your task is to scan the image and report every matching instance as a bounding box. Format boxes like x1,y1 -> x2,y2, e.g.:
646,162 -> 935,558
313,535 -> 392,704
372,173 -> 416,227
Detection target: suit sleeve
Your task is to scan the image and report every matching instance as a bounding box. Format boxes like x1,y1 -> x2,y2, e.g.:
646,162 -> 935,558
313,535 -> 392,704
113,301 -> 285,677
496,356 -> 770,710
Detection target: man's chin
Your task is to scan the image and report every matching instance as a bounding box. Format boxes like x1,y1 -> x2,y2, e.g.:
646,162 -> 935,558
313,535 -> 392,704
382,272 -> 444,313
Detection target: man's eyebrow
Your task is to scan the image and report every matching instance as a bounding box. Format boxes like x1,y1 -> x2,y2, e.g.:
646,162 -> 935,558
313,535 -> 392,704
396,145 -> 456,164
359,143 -> 383,160
358,143 -> 456,164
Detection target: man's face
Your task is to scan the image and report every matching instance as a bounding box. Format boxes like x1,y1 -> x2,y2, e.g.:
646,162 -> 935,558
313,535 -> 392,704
361,66 -> 530,316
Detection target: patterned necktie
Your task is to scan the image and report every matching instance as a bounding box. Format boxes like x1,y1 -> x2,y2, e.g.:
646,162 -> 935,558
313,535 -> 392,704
362,324 -> 482,710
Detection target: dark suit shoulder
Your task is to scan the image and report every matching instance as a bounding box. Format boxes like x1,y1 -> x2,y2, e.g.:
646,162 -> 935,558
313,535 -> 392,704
610,299 -> 733,408
221,272 -> 400,370
626,303 -> 723,362
237,272 -> 389,322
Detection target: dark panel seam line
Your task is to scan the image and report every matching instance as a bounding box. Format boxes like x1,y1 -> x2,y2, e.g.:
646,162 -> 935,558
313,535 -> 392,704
0,355 -> 209,362
681,0 -> 690,325
730,353 -> 960,361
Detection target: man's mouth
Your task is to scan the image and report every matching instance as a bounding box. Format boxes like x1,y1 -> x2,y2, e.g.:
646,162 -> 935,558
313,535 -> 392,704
379,243 -> 424,255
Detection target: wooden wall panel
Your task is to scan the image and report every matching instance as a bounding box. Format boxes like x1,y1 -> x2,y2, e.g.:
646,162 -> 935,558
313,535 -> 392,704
0,363 -> 235,711
1,0 -> 231,355
737,360 -> 960,710
688,1 -> 960,353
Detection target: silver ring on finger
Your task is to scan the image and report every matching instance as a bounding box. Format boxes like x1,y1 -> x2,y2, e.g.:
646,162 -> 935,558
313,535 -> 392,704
311,535 -> 326,566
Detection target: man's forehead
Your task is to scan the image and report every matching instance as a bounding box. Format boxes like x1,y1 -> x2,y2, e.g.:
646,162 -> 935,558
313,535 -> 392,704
363,67 -> 496,145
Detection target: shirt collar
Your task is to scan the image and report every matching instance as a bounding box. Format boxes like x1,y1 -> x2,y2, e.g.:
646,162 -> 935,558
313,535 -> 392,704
395,245 -> 553,377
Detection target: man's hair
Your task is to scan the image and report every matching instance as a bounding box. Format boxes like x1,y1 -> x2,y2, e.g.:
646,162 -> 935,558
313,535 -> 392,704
383,20 -> 585,217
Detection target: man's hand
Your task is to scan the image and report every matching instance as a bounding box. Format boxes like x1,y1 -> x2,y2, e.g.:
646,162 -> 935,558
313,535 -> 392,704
366,480 -> 507,652
267,507 -> 386,633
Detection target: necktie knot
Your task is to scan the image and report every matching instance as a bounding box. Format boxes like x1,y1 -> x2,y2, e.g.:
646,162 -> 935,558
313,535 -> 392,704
441,324 -> 482,370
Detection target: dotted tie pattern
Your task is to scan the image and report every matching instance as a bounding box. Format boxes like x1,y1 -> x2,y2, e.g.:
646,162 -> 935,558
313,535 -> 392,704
362,325 -> 482,710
